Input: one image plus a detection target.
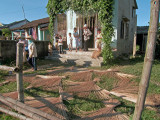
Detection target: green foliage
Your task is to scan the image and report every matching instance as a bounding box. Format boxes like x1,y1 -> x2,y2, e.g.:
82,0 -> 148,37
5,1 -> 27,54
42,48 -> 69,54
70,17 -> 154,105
1,28 -> 11,38
47,0 -> 114,63
0,70 -> 8,82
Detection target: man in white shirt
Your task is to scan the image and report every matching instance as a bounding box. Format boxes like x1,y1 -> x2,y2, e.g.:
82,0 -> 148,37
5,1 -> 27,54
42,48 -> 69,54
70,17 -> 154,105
83,24 -> 92,51
26,35 -> 37,71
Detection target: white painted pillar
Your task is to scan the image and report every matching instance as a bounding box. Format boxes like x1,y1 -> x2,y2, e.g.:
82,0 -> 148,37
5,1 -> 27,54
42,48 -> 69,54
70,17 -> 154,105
12,32 -> 14,40
43,31 -> 45,41
38,26 -> 41,41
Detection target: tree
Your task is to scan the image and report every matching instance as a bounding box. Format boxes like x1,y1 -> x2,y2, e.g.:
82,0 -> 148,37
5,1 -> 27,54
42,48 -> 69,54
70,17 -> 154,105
1,28 -> 11,39
133,0 -> 159,120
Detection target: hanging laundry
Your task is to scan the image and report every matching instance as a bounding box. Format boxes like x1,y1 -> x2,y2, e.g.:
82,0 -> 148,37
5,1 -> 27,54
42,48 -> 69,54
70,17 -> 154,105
32,27 -> 37,40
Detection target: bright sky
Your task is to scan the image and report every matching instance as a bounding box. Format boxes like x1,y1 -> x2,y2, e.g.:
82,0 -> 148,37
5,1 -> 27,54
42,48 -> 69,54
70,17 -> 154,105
0,0 -> 151,26
0,0 -> 49,24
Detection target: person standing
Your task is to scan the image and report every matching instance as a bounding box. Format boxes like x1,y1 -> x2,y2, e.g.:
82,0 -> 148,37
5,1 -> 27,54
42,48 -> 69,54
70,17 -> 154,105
68,33 -> 73,51
83,24 -> 92,51
73,27 -> 81,52
26,35 -> 37,71
58,35 -> 63,54
96,29 -> 102,51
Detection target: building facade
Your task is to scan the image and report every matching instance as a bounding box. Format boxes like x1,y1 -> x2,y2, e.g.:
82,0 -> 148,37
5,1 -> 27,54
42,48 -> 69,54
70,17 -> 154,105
53,0 -> 138,57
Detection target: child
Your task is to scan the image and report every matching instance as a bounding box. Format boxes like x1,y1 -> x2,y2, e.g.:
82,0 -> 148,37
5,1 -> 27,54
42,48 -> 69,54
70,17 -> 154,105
48,42 -> 53,56
58,35 -> 63,54
73,27 -> 81,52
96,29 -> 102,51
68,33 -> 73,51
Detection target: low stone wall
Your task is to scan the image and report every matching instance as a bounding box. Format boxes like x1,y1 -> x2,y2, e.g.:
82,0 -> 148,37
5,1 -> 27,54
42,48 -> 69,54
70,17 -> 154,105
0,40 -> 17,61
34,41 -> 49,59
0,40 -> 49,62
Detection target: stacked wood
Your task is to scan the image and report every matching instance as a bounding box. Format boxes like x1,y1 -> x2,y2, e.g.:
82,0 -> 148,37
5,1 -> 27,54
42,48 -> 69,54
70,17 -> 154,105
0,94 -> 61,120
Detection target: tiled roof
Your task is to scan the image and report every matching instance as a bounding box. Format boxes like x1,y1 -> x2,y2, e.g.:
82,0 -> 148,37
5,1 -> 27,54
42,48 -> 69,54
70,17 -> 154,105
21,17 -> 49,29
11,14 -> 65,31
0,19 -> 29,29
11,17 -> 49,30
137,26 -> 149,34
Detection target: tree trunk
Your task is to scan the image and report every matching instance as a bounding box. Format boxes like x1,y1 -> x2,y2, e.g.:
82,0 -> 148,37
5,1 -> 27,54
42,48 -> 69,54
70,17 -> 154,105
133,0 -> 159,120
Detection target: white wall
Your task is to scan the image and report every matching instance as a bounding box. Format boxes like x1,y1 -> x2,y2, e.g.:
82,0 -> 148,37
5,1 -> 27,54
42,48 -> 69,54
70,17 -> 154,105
116,0 -> 137,56
66,10 -> 77,48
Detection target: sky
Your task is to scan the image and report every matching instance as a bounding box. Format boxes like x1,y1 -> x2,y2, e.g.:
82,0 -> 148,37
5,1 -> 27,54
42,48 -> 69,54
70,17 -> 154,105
0,0 -> 151,26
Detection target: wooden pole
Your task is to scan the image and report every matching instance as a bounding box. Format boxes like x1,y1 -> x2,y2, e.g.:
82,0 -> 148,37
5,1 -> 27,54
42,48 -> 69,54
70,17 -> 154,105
0,107 -> 33,120
133,0 -> 159,120
0,95 -> 60,120
16,43 -> 24,103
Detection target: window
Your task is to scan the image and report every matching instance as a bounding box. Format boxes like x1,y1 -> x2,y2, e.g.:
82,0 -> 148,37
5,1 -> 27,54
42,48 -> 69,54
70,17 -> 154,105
120,21 -> 124,39
120,20 -> 129,39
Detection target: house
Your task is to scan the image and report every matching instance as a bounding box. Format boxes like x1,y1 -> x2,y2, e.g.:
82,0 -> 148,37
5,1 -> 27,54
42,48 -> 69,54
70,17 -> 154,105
137,26 -> 149,53
12,14 -> 67,44
53,0 -> 138,57
0,19 -> 29,40
11,17 -> 51,41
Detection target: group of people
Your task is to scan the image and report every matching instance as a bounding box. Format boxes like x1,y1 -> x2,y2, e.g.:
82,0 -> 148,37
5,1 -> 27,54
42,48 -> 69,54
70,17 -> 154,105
54,24 -> 101,54
17,24 -> 102,71
17,35 -> 37,71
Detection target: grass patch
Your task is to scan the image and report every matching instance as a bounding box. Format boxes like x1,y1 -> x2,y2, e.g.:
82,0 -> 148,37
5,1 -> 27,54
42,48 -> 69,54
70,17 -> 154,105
111,95 -> 160,120
0,82 -> 30,93
0,70 -> 8,82
24,70 -> 48,75
24,87 -> 59,97
64,93 -> 105,119
0,112 -> 19,120
96,75 -> 119,91
119,57 -> 160,94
